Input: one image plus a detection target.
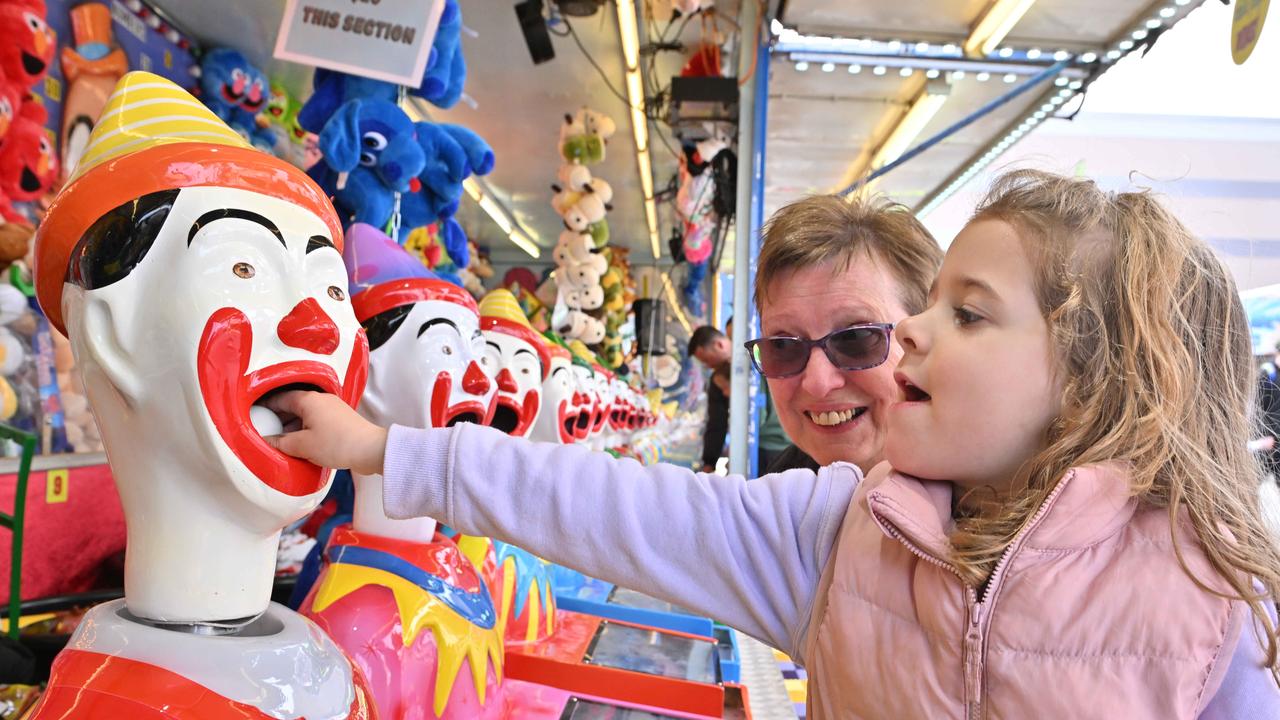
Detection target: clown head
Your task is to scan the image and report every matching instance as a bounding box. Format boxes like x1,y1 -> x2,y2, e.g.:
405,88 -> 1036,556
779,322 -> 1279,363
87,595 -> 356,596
590,365 -> 614,438
35,73 -> 368,625
530,335 -> 575,444
347,224 -> 496,432
478,289 -> 546,437
608,378 -> 631,432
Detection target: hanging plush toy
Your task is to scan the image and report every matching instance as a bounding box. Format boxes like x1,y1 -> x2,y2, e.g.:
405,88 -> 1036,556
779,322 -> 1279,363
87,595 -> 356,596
264,82 -> 310,166
399,120 -> 494,270
0,0 -> 56,96
558,107 -> 616,165
307,98 -> 426,230
0,100 -> 56,222
418,0 -> 466,108
196,47 -> 274,151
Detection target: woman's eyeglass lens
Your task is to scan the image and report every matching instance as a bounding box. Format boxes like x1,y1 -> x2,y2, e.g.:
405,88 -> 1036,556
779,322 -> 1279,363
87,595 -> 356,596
744,323 -> 893,378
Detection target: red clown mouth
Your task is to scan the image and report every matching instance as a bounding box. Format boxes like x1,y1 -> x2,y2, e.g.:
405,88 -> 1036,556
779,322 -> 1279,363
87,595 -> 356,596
489,391 -> 540,437
572,406 -> 592,440
590,401 -> 607,434
555,400 -> 575,444
429,374 -> 495,428
198,307 -> 369,497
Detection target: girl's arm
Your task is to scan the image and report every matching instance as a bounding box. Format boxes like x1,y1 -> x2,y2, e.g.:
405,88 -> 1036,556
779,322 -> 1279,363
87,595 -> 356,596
382,422 -> 861,657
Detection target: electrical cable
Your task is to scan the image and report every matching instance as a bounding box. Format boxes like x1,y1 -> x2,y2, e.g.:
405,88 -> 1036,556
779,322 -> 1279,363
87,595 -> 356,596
563,16 -> 636,110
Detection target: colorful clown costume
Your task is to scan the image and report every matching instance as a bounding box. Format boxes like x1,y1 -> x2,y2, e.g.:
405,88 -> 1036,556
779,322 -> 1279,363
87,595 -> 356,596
300,525 -> 506,719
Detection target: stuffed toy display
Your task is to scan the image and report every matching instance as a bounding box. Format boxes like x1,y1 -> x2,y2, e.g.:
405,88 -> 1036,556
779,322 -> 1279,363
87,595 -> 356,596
0,0 -> 56,223
547,106 -> 634,361
264,82 -> 311,167
0,0 -> 56,96
0,100 -> 57,223
196,47 -> 274,151
307,98 -> 426,230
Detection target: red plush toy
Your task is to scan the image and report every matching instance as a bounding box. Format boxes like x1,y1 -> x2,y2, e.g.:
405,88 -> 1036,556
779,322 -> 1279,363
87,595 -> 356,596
0,0 -> 56,93
0,69 -> 18,145
0,100 -> 56,221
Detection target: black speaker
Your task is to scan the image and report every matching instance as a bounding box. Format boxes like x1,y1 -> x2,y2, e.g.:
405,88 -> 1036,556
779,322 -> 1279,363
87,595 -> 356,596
633,299 -> 667,355
515,1 -> 555,65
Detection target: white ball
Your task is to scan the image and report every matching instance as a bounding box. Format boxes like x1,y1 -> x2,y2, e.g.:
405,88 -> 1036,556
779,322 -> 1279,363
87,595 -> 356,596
250,405 -> 284,438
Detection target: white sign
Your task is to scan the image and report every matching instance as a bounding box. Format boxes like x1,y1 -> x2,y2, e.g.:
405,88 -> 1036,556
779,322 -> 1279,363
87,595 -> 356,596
273,0 -> 445,88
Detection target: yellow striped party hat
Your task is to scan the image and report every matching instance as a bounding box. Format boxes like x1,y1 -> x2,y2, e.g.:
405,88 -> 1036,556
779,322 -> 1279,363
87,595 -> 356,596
479,289 -> 550,376
71,71 -> 252,183
36,71 -> 340,335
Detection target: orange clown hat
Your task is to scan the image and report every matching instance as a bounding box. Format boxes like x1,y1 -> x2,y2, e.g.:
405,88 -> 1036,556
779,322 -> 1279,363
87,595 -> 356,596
35,71 -> 342,335
479,288 -> 551,378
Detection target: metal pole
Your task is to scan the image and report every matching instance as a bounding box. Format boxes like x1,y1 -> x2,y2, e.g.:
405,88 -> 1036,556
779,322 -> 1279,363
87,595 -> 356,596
729,1 -> 762,477
747,32 -> 771,479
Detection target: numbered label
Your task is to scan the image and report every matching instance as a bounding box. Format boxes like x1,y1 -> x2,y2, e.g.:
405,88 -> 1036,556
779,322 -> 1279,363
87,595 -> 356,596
46,469 -> 68,504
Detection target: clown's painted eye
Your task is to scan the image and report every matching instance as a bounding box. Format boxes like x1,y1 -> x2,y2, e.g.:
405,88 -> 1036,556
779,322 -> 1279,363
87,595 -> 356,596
327,286 -> 345,301
443,346 -> 453,356
233,262 -> 255,279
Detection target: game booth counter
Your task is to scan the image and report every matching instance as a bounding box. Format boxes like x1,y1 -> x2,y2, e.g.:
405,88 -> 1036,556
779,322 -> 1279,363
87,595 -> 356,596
0,0 -> 755,717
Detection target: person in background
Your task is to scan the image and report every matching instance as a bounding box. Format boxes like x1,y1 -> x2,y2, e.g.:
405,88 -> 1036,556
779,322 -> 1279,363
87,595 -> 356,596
1255,340 -> 1280,480
688,325 -> 730,472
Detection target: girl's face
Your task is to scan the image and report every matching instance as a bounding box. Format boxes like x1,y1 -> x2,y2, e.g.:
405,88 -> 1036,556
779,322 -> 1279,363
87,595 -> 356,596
888,219 -> 1061,493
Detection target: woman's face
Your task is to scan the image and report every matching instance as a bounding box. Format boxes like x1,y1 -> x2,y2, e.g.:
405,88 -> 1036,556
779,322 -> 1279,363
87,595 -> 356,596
760,256 -> 911,470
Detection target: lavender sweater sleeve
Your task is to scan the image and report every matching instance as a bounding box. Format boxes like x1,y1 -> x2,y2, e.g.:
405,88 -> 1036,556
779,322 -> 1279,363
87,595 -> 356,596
1199,600 -> 1280,718
381,422 -> 860,656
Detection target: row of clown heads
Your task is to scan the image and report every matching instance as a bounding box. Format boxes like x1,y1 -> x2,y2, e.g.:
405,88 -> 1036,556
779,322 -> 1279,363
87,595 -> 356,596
26,72 -> 660,719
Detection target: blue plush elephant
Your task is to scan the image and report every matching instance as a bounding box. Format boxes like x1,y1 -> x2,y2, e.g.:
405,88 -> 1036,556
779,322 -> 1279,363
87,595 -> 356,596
296,0 -> 467,134
398,121 -> 494,267
198,48 -> 275,151
307,99 -> 427,230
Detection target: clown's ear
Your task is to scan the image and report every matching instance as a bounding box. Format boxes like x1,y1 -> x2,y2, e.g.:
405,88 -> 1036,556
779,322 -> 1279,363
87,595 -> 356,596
71,290 -> 145,407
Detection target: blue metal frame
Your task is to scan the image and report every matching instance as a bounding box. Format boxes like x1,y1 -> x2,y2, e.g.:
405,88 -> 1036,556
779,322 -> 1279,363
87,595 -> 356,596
746,28 -> 771,478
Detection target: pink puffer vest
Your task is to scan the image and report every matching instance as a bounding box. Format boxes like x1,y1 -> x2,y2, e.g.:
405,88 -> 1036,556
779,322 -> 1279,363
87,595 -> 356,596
799,462 -> 1245,719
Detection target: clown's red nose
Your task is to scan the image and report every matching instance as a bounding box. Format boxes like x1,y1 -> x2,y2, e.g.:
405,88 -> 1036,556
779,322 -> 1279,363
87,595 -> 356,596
495,368 -> 518,393
277,298 -> 339,355
462,361 -> 490,395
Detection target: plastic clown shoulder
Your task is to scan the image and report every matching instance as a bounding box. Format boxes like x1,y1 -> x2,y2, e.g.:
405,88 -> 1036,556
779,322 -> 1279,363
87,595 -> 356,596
31,599 -> 372,719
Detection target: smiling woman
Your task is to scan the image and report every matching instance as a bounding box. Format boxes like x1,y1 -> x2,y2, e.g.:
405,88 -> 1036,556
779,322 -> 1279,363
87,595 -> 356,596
752,194 -> 943,472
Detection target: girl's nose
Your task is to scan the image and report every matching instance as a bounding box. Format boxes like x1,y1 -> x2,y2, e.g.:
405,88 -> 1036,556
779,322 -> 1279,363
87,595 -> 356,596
896,313 -> 925,355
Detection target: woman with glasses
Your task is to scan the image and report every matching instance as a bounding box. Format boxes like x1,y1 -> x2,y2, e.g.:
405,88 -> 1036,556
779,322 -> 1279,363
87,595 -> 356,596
749,195 -> 942,473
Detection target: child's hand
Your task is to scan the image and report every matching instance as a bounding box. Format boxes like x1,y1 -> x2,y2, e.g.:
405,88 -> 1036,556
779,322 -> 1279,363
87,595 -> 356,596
262,391 -> 388,476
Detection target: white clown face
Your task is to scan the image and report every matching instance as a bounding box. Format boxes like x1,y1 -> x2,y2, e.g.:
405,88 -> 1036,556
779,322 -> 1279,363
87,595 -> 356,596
608,379 -> 630,432
568,364 -> 596,442
63,186 -> 367,533
589,370 -> 611,436
361,298 -> 497,430
531,354 -> 576,444
481,329 -> 542,437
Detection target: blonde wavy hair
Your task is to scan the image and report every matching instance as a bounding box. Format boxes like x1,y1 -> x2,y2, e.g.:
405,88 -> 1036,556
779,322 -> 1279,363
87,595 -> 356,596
951,169 -> 1280,673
